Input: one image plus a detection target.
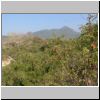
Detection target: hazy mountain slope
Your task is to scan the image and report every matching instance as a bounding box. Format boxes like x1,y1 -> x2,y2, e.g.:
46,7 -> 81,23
33,26 -> 80,39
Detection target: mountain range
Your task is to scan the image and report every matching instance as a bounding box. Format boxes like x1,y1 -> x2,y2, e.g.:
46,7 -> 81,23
2,26 -> 80,41
32,26 -> 80,39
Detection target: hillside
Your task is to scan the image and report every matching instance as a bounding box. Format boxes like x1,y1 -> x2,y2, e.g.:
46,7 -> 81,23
2,23 -> 98,86
33,26 -> 80,39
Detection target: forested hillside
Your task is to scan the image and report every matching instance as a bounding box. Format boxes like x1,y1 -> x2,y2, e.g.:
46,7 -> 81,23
2,15 -> 98,86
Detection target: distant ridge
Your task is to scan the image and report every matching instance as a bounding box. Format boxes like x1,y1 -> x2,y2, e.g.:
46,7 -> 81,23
32,26 -> 80,39
2,26 -> 80,40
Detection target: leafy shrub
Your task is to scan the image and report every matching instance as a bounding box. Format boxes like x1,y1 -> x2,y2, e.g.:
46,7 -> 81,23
2,23 -> 98,86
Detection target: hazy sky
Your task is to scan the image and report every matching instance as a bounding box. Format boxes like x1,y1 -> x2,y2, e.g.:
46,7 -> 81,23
2,14 -> 88,36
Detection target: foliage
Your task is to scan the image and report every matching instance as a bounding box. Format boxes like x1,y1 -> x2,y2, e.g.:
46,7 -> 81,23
2,23 -> 98,86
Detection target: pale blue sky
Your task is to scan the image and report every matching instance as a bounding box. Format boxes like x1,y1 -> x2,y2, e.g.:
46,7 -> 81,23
2,14 -> 88,36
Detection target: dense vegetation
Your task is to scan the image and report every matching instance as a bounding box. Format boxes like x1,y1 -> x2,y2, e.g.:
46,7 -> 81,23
2,15 -> 98,86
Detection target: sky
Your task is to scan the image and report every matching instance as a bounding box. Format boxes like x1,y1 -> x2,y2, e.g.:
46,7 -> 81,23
2,14 -> 88,36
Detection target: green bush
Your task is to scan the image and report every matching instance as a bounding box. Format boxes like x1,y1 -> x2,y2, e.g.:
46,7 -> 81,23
2,23 -> 98,86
